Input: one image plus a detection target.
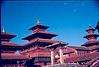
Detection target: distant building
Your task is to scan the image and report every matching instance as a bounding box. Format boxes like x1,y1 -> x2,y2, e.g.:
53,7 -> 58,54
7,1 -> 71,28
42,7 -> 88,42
1,20 -> 99,67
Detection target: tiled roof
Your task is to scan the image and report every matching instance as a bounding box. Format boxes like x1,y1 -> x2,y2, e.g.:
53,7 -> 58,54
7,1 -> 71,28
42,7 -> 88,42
1,32 -> 16,36
82,40 -> 99,46
64,52 -> 99,63
67,46 -> 90,51
23,38 -> 66,46
22,31 -> 58,40
89,46 -> 99,50
1,32 -> 16,40
62,46 -> 90,54
1,53 -> 29,59
21,47 -> 51,58
29,24 -> 49,30
1,41 -> 23,47
21,47 -> 49,53
83,34 -> 99,38
45,42 -> 68,48
35,31 -> 58,36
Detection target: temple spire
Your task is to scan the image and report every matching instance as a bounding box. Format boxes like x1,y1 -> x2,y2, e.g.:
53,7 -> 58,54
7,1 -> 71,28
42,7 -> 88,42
2,27 -> 5,32
86,24 -> 95,34
37,19 -> 41,25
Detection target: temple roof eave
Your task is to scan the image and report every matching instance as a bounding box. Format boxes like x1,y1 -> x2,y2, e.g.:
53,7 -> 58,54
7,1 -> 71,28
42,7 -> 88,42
1,32 -> 16,39
67,46 -> 91,51
83,34 -> 99,38
1,41 -> 23,47
86,28 -> 95,32
45,42 -> 68,49
1,32 -> 16,36
22,38 -> 67,47
22,32 -> 58,40
28,25 -> 49,30
81,40 -> 99,46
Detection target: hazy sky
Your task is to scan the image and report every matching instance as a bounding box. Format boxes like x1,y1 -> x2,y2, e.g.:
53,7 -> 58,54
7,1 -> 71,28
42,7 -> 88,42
1,0 -> 99,46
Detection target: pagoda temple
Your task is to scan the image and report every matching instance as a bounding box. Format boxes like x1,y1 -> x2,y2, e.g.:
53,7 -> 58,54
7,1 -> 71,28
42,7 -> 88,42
20,20 -> 67,67
62,25 -> 99,67
1,29 -> 29,67
82,25 -> 99,52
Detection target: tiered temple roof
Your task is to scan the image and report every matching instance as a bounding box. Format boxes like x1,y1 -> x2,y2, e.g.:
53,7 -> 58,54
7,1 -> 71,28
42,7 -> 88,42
22,31 -> 58,40
29,20 -> 49,30
1,32 -> 16,42
1,31 -> 23,49
84,25 -> 99,39
1,31 -> 23,52
23,38 -> 64,46
82,40 -> 99,46
22,20 -> 66,48
22,21 -> 58,41
1,30 -> 29,66
82,25 -> 99,47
